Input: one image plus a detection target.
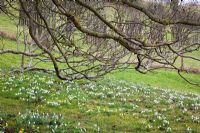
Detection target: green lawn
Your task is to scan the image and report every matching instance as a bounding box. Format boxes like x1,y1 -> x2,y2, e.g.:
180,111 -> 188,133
0,15 -> 18,35
0,73 -> 199,132
110,69 -> 200,94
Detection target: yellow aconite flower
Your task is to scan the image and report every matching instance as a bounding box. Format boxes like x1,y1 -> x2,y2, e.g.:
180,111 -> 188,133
19,128 -> 24,133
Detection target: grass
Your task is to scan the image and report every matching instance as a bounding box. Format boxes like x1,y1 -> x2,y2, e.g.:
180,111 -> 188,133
0,73 -> 199,132
109,69 -> 200,94
175,50 -> 200,69
0,38 -> 56,70
0,14 -> 18,35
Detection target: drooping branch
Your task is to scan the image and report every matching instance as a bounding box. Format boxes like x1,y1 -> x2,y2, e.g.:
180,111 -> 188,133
0,0 -> 199,85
